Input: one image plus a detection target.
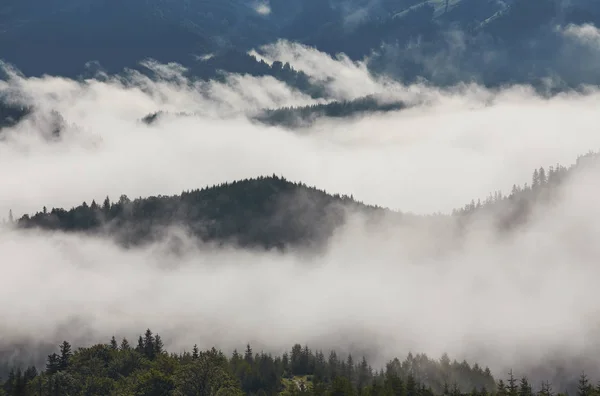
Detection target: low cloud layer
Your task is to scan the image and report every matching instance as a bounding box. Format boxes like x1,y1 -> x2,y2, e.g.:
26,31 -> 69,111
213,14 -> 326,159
1,36 -> 600,385
2,159 -> 600,385
2,40 -> 600,217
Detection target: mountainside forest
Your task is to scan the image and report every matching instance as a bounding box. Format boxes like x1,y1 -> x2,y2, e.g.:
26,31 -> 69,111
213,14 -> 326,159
13,151 -> 600,250
0,329 -> 585,396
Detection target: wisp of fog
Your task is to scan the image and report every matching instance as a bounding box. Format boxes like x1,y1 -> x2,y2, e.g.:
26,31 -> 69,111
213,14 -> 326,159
2,33 -> 600,385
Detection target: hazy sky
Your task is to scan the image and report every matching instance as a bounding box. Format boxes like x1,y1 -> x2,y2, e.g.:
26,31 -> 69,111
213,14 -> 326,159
2,28 -> 600,383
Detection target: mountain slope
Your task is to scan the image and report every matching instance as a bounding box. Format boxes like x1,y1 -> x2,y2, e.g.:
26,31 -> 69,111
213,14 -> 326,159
17,176 -> 386,250
15,151 -> 600,251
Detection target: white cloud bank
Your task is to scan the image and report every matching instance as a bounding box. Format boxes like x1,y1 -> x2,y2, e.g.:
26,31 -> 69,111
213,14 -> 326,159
2,41 -> 600,217
1,36 -> 600,381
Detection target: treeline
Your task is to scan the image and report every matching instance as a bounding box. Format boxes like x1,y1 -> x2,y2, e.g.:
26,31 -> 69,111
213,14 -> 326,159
13,151 -> 600,248
16,175 -> 385,250
253,96 -> 407,129
454,151 -> 600,229
0,329 -> 498,396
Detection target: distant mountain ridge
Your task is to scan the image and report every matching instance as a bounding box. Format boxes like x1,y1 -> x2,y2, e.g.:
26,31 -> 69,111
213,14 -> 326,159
3,0 -> 600,88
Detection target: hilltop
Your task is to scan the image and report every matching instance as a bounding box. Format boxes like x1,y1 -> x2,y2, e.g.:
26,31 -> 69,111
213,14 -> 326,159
17,175 -> 387,250
15,151 -> 600,250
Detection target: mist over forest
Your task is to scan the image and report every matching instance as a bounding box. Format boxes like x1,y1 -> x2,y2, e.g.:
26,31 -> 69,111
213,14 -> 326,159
2,0 -> 600,395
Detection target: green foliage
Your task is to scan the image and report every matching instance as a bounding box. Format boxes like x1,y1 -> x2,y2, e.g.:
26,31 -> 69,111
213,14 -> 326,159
0,330 -> 502,396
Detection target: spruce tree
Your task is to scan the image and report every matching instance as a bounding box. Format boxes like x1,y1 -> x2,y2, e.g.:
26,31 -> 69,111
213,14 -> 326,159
120,338 -> 131,351
59,341 -> 72,371
519,377 -> 533,396
578,372 -> 592,396
143,329 -> 155,359
45,353 -> 60,375
154,334 -> 164,355
508,370 -> 518,396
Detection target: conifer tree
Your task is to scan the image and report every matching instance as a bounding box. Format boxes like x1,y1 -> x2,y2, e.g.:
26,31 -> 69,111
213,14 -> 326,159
136,336 -> 144,353
578,372 -> 592,396
59,341 -> 72,371
154,334 -> 164,355
508,370 -> 519,396
519,377 -> 533,396
45,353 -> 60,375
120,338 -> 131,351
245,344 -> 253,363
143,329 -> 155,359
539,381 -> 553,396
110,336 -> 118,350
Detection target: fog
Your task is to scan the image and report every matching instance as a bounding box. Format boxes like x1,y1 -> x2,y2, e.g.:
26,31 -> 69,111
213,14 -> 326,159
1,34 -> 600,385
3,40 -> 600,216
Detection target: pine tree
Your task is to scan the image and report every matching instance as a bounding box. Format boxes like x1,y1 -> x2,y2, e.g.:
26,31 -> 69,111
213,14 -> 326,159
519,377 -> 533,396
136,336 -> 144,353
532,169 -> 540,189
451,383 -> 461,396
578,372 -> 592,396
154,334 -> 164,356
110,336 -> 118,350
539,381 -> 553,396
143,329 -> 155,359
59,341 -> 72,371
508,370 -> 518,396
245,344 -> 253,363
346,354 -> 355,385
357,356 -> 371,390
407,374 -> 418,396
46,353 -> 60,375
538,167 -> 547,185
23,366 -> 38,382
443,382 -> 450,396
192,344 -> 199,359
120,338 -> 131,351
496,380 -> 507,396
102,196 -> 110,213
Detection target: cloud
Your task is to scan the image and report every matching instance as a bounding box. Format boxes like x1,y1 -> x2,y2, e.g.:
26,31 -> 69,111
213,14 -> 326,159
1,159 -> 600,387
2,38 -> 600,386
2,50 -> 600,217
561,23 -> 600,44
251,40 -> 388,100
253,1 -> 272,16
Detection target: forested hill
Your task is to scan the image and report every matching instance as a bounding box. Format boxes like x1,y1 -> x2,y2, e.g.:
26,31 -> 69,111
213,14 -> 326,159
16,176 -> 386,250
15,151 -> 600,249
141,95 -> 408,129
454,151 -> 600,230
252,96 -> 407,129
0,330 -> 500,396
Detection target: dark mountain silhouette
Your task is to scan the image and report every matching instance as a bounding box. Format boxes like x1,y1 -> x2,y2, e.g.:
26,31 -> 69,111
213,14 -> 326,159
17,175 -> 387,250
15,151 -> 600,251
253,95 -> 408,128
140,95 -> 408,129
